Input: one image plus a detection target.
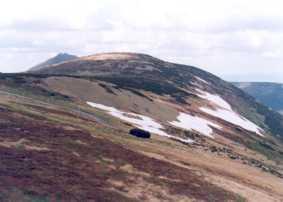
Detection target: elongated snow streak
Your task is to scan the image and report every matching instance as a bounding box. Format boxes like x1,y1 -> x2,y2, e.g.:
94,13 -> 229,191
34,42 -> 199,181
196,89 -> 264,136
194,76 -> 209,85
87,102 -> 194,143
197,89 -> 231,110
169,112 -> 221,138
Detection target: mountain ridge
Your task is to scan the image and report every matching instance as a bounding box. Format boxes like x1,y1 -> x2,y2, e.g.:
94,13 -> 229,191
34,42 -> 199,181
30,52 -> 283,139
1,52 -> 283,201
234,82 -> 283,114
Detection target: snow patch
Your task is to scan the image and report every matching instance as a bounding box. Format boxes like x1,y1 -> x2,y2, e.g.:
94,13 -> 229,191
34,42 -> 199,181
197,89 -> 231,110
196,90 -> 264,136
87,101 -> 194,143
200,107 -> 263,136
169,112 -> 221,138
87,102 -> 167,136
194,76 -> 209,85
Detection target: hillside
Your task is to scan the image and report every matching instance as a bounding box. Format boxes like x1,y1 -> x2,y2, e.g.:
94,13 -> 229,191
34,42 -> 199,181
1,52 -> 283,201
28,53 -> 78,72
234,82 -> 283,114
32,52 -> 283,141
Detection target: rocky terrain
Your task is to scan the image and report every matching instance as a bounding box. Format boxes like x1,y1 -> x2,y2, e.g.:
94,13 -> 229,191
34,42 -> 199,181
0,52 -> 283,201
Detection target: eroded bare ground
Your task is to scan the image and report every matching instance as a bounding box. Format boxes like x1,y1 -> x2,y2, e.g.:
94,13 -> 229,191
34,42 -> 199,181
0,108 -> 244,202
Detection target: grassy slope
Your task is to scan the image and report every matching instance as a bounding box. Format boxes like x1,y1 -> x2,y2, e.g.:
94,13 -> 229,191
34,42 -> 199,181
0,75 -> 249,201
3,74 -> 283,159
1,74 -> 283,201
31,54 -> 283,141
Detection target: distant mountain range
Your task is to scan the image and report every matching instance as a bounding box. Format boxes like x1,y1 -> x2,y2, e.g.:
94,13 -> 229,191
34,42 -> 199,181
29,53 -> 78,72
234,82 -> 283,114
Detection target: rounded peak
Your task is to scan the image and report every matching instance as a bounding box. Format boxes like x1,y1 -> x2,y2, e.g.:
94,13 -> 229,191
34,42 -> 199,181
81,52 -> 160,62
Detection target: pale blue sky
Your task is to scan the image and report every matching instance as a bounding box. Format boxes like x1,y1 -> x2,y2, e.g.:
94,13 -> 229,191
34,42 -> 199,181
1,0 -> 283,82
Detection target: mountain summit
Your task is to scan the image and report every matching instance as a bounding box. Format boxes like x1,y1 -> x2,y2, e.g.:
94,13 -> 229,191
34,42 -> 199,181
28,53 -> 78,72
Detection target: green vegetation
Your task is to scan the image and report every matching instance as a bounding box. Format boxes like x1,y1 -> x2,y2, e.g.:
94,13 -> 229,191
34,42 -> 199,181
234,82 -> 283,112
0,188 -> 52,202
235,196 -> 247,202
247,140 -> 283,163
255,102 -> 283,140
94,75 -> 194,103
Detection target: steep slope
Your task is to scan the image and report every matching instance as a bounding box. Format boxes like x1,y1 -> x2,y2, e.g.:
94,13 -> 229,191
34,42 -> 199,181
28,53 -> 78,72
1,53 -> 283,201
234,82 -> 283,114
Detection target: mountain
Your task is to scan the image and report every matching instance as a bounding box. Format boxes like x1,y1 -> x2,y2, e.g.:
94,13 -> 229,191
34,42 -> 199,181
1,52 -> 283,201
31,52 -> 283,140
28,53 -> 78,72
234,82 -> 283,114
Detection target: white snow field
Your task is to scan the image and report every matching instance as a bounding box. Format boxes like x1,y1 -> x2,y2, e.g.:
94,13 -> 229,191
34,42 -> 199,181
87,101 -> 194,143
196,89 -> 264,136
169,112 -> 221,138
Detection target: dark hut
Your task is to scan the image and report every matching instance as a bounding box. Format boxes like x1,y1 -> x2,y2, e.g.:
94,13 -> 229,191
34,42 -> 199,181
129,128 -> 151,138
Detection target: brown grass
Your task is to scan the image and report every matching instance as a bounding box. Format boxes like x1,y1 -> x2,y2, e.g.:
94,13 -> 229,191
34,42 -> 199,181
0,108 -> 242,201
